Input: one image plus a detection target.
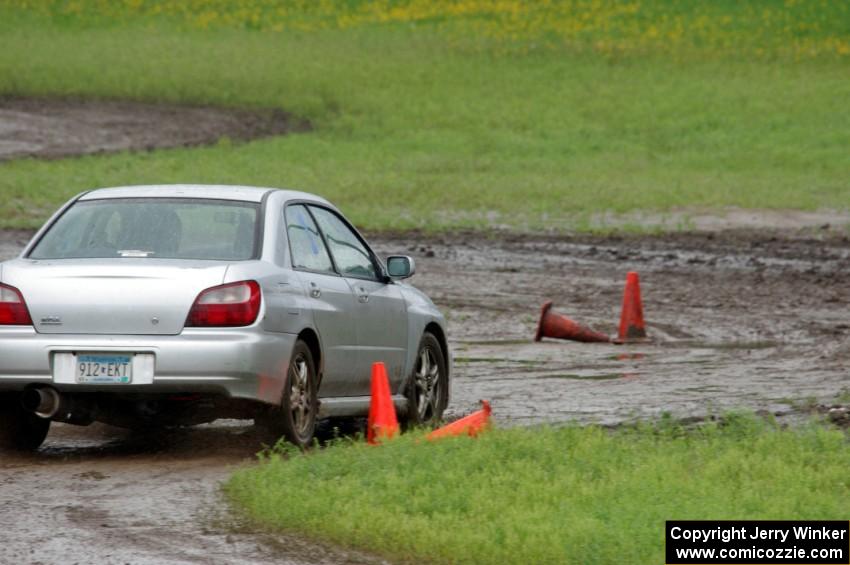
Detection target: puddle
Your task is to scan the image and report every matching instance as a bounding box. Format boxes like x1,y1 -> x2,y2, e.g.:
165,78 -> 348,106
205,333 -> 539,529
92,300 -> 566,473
457,339 -> 532,346
611,353 -> 647,361
666,340 -> 780,350
536,373 -> 628,381
454,356 -> 537,365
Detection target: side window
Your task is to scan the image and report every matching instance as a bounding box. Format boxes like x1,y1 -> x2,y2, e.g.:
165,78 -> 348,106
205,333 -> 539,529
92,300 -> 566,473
309,206 -> 378,281
285,204 -> 334,273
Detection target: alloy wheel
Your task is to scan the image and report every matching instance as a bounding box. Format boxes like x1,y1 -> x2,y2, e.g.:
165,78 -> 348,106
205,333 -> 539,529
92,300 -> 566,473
288,354 -> 313,438
413,346 -> 441,422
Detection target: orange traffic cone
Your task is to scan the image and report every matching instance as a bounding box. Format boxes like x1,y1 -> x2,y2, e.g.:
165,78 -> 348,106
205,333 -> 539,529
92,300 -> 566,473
367,362 -> 399,445
614,271 -> 650,344
534,301 -> 610,343
427,400 -> 492,441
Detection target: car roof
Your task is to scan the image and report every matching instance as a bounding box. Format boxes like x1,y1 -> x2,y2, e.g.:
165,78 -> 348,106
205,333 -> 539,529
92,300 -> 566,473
79,184 -> 331,205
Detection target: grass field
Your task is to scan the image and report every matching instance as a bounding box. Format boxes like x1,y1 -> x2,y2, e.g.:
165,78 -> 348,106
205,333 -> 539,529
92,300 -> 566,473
0,1 -> 849,230
226,415 -> 850,564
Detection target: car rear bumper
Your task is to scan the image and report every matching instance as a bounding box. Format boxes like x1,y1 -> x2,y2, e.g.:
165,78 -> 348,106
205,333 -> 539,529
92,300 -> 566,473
0,326 -> 294,404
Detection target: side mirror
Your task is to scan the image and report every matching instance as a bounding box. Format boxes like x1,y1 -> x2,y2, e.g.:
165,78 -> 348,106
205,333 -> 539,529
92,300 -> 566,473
386,255 -> 416,279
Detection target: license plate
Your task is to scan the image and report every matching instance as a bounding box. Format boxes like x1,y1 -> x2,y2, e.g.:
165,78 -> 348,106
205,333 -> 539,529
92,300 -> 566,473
76,354 -> 133,384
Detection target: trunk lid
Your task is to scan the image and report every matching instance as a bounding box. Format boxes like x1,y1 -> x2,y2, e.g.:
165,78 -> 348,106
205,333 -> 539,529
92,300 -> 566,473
1,258 -> 230,335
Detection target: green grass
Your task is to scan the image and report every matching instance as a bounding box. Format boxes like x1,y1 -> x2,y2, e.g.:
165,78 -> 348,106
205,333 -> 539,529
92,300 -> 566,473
0,3 -> 849,231
226,415 -> 850,564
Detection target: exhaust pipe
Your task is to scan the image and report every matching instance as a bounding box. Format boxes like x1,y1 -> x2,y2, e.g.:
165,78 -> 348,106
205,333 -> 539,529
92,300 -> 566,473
21,387 -> 94,426
22,387 -> 61,419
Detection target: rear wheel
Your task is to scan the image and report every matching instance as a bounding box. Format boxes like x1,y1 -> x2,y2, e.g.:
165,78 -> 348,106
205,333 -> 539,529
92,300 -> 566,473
260,340 -> 318,449
404,332 -> 448,428
0,393 -> 50,451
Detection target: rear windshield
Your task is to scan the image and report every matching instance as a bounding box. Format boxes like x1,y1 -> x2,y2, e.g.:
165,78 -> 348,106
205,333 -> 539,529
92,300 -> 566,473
29,198 -> 260,260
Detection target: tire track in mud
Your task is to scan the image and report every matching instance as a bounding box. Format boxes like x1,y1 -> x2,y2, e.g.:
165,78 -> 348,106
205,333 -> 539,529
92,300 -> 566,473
0,424 -> 385,565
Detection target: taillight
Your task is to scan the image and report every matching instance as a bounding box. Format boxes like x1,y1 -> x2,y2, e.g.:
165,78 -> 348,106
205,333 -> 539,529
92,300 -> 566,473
0,283 -> 33,326
185,280 -> 261,327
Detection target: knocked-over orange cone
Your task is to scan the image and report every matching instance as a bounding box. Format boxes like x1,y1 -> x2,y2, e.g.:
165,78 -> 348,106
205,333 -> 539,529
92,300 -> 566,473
614,271 -> 650,344
367,362 -> 399,445
427,400 -> 492,441
534,301 -> 610,343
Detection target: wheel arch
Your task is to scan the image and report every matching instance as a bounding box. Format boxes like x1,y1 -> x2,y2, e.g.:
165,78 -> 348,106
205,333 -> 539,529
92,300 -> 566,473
424,322 -> 449,371
296,328 -> 323,386
425,322 -> 450,403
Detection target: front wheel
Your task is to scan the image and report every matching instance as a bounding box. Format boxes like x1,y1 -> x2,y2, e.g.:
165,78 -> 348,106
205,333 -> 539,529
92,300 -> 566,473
404,332 -> 448,428
0,393 -> 50,451
259,340 -> 318,449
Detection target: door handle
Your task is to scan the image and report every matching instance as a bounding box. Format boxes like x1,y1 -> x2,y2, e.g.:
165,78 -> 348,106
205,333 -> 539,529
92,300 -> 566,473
309,282 -> 321,298
357,287 -> 369,303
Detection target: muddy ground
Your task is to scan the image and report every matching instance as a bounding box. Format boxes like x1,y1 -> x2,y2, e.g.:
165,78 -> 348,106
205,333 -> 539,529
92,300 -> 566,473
397,230 -> 850,426
1,227 -> 849,564
2,97 -> 848,563
0,423 -> 385,565
0,97 -> 309,161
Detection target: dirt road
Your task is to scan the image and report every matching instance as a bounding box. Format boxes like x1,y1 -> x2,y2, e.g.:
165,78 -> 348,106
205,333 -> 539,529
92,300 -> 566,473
2,228 -> 849,564
0,97 -> 308,161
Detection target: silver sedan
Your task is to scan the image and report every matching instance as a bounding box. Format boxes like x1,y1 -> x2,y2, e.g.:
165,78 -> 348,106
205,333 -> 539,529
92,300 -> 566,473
0,185 -> 450,449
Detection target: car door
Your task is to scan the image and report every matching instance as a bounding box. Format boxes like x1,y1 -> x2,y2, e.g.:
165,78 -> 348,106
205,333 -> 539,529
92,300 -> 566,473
284,204 -> 360,398
308,206 -> 409,393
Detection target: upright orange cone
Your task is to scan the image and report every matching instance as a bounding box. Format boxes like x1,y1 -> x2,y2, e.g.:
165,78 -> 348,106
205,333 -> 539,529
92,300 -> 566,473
615,271 -> 650,344
534,302 -> 610,343
427,400 -> 492,441
367,362 -> 399,445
